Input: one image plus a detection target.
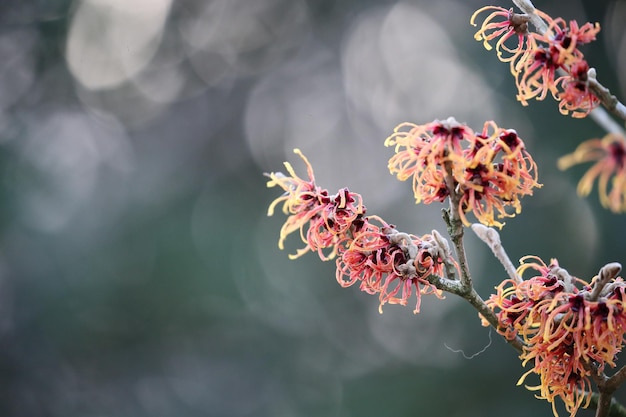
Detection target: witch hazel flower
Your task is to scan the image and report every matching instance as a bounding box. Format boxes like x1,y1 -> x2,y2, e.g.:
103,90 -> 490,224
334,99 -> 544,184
266,149 -> 455,313
385,117 -> 541,228
336,222 -> 449,313
470,6 -> 533,64
555,61 -> 601,118
486,256 -> 626,416
558,132 -> 626,213
514,11 -> 600,112
265,149 -> 364,260
384,119 -> 469,205
472,5 -> 601,118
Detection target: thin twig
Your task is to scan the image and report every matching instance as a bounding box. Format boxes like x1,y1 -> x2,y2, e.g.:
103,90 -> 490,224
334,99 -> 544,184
588,392 -> 626,417
606,366 -> 626,392
439,161 -> 526,353
588,262 -> 622,301
432,229 -> 459,281
426,258 -> 526,353
461,286 -> 525,353
588,77 -> 626,126
426,273 -> 465,296
443,161 -> 473,293
598,392 -> 616,417
511,0 -> 547,33
471,224 -> 522,283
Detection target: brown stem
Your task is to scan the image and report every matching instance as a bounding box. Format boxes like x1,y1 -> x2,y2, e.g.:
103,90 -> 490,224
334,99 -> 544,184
585,361 -> 626,417
597,392 -> 614,417
588,78 -> 626,124
606,366 -> 626,392
462,287 -> 525,353
425,260 -> 526,353
442,161 -> 473,292
588,391 -> 626,417
511,0 -> 547,33
439,160 -> 526,353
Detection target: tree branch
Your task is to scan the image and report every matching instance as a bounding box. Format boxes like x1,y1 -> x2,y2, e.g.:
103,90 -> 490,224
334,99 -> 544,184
471,224 -> 522,283
588,76 -> 626,127
442,161 -> 473,293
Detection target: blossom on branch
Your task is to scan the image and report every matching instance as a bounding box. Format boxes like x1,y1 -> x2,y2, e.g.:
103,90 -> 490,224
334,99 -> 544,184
266,149 -> 364,260
266,149 -> 453,313
555,60 -> 600,118
385,118 -> 541,228
486,256 -> 626,417
558,133 -> 626,212
470,6 -> 533,64
336,223 -> 447,313
472,5 -> 601,118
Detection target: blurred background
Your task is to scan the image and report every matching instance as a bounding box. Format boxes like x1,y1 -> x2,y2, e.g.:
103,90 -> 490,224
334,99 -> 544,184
1,0 -> 626,416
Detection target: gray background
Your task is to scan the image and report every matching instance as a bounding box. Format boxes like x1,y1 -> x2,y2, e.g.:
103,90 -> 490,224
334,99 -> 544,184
1,0 -> 625,416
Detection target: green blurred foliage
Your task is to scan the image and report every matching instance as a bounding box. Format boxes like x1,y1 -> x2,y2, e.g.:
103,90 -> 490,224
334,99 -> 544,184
0,0 -> 625,416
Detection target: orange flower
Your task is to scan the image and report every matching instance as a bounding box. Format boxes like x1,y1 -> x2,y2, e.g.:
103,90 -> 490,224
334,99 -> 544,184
513,11 -> 600,107
459,124 -> 540,227
486,256 -> 626,416
541,11 -> 600,50
558,133 -> 626,212
335,218 -> 447,314
555,60 -> 600,118
385,118 -> 469,204
267,150 -> 453,314
386,118 -> 541,228
470,6 -> 533,64
514,44 -> 562,104
266,149 -> 366,259
472,6 -> 601,117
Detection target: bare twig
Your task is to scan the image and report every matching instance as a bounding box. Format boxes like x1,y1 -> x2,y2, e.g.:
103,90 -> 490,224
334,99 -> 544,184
588,76 -> 626,126
511,0 -> 547,33
606,366 -> 626,393
426,257 -> 526,354
588,392 -> 626,417
588,262 -> 622,301
439,160 -> 527,352
461,286 -> 525,353
442,161 -> 473,293
590,364 -> 626,417
432,229 -> 459,281
597,392 -> 616,417
471,224 -> 522,283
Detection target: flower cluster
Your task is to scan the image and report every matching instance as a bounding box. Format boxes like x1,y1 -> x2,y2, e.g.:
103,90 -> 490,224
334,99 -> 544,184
486,256 -> 626,416
385,117 -> 541,228
470,7 -> 532,64
471,6 -> 601,117
266,149 -> 452,313
558,133 -> 626,213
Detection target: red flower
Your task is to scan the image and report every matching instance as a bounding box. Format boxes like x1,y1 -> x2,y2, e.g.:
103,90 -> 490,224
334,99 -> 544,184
472,6 -> 601,118
267,150 -> 453,314
335,218 -> 447,314
386,118 -> 541,228
514,44 -> 562,104
486,256 -> 626,416
555,60 -> 600,118
385,119 -> 469,205
470,6 -> 533,65
266,149 -> 332,258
